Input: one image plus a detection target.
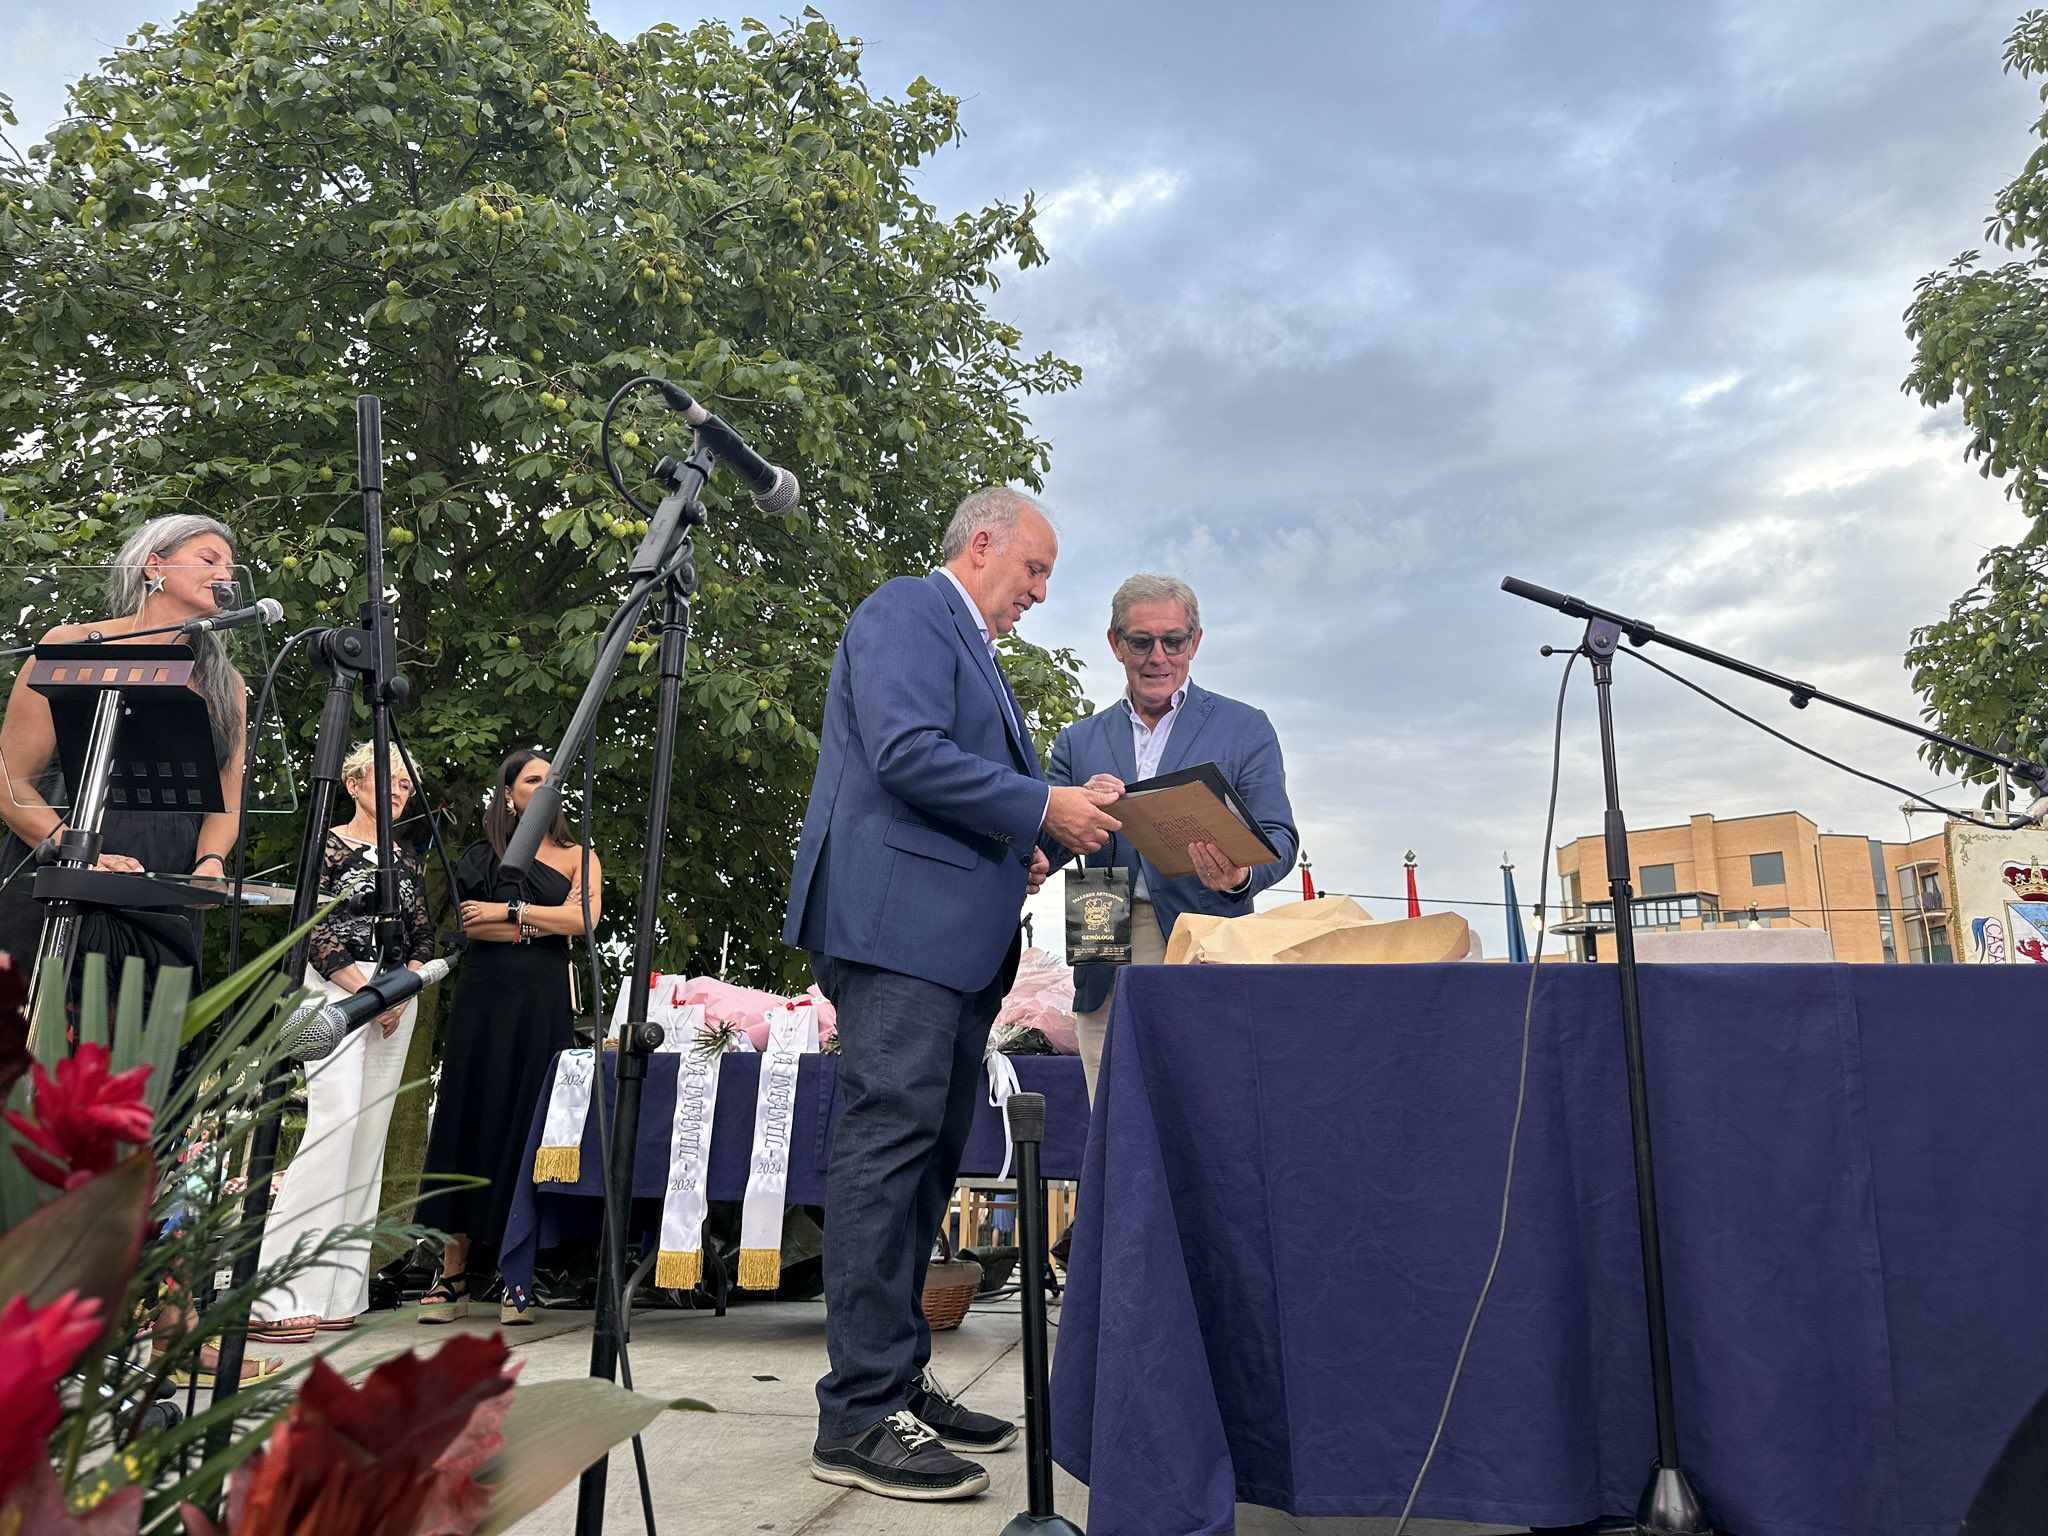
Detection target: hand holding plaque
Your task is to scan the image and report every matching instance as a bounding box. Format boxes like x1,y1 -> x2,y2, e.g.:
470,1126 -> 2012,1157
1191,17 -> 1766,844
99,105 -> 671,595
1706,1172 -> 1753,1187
1112,762 -> 1282,881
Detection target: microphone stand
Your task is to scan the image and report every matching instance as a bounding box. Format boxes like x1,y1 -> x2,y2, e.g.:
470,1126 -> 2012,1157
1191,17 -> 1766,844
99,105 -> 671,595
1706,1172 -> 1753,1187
1500,577 -> 2047,1536
502,445 -> 713,1536
1502,578 -> 2048,796
1001,1091 -> 1083,1536
0,613 -> 263,659
206,397 -> 411,1434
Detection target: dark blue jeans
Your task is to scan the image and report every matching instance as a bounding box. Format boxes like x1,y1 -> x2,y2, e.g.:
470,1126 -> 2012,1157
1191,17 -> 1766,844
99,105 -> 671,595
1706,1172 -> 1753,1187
811,945 -> 1015,1438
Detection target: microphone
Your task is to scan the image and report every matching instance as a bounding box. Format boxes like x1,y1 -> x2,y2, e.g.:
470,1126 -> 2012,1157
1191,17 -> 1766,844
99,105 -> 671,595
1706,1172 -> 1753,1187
181,597 -> 284,636
285,954 -> 454,1061
651,381 -> 801,514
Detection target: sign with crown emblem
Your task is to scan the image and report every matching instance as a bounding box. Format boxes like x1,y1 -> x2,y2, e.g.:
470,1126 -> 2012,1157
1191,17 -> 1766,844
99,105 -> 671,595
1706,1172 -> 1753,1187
1949,826 -> 2048,964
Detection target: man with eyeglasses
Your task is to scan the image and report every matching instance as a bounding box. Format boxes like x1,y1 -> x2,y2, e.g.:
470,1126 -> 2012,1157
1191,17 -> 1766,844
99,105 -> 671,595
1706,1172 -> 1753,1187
1044,572 -> 1298,1101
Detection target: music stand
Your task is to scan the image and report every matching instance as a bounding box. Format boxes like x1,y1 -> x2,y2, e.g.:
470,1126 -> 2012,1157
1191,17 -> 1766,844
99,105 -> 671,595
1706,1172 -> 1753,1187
19,642 -> 224,1044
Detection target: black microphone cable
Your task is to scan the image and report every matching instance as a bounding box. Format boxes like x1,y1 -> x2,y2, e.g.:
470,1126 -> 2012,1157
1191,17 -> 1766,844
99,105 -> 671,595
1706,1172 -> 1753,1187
553,520 -> 701,1536
385,712 -> 469,935
1618,645 -> 2028,831
565,497 -> 709,1536
1391,646 -> 1578,1536
226,626 -> 323,977
575,722 -> 660,1536
599,376 -> 673,519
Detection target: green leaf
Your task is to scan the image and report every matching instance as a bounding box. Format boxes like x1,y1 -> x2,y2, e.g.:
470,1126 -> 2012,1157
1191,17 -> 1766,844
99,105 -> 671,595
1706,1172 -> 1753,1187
0,1152 -> 151,1346
474,1379 -> 692,1536
183,907 -> 328,1040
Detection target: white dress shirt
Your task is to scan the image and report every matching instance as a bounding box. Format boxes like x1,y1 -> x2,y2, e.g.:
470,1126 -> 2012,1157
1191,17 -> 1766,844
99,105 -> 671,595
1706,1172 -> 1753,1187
936,567 -> 1049,830
1120,685 -> 1188,901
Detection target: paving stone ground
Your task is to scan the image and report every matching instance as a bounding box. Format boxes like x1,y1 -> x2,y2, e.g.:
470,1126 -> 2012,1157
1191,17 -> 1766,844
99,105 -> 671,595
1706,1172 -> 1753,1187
306,1297 -> 1523,1535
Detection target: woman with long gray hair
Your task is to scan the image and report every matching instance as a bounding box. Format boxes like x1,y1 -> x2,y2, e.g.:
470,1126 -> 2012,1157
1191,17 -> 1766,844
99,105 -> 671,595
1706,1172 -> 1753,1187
0,513 -> 249,987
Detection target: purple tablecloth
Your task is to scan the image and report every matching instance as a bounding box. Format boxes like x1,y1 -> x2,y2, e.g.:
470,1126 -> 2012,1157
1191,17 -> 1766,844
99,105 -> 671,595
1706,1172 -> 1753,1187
499,1050 -> 1087,1296
1050,962 -> 2048,1536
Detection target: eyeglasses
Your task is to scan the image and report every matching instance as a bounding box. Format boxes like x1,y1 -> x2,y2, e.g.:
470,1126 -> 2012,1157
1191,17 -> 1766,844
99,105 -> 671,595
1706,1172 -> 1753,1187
1116,630 -> 1194,657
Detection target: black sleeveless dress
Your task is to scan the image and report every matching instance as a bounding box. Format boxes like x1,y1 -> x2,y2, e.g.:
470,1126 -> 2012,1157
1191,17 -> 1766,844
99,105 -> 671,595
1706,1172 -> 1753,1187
0,802 -> 208,986
419,841 -> 577,1264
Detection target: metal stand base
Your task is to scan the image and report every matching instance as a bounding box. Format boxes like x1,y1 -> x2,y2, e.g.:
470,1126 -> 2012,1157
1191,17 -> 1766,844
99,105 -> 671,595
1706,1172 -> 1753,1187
1001,1515 -> 1085,1535
1636,1462 -> 1710,1535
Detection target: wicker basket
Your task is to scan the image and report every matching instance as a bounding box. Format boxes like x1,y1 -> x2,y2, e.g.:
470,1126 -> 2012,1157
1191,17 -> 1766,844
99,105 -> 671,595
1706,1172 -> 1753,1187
921,1231 -> 983,1332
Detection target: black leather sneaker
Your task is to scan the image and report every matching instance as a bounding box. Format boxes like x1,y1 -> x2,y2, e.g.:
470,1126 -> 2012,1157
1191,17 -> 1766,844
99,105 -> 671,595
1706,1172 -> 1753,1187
906,1366 -> 1019,1454
811,1410 -> 990,1500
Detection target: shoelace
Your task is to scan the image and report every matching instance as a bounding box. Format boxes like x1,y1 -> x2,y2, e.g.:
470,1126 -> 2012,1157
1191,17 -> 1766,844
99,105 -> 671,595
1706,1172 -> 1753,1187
886,1410 -> 939,1452
917,1366 -> 956,1407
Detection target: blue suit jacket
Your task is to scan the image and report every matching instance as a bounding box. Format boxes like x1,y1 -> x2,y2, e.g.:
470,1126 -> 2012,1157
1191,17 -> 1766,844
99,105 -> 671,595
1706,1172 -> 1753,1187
783,572 -> 1046,993
1044,682 -> 1298,1013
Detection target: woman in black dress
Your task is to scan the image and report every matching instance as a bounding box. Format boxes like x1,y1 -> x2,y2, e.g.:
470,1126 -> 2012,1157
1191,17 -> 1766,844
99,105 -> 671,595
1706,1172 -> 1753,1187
0,514 -> 268,1386
419,747 -> 602,1325
0,514 -> 247,995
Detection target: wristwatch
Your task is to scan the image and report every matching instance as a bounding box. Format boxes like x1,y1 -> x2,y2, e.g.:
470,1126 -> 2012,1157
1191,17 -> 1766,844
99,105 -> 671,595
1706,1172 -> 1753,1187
506,900 -> 526,928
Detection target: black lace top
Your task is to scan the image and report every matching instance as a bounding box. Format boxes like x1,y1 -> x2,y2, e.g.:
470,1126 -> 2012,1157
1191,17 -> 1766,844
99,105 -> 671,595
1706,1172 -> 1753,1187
307,830 -> 436,980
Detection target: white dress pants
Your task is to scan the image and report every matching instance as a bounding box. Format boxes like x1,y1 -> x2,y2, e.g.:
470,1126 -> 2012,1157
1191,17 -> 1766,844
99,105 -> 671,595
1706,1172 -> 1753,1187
252,966 -> 417,1322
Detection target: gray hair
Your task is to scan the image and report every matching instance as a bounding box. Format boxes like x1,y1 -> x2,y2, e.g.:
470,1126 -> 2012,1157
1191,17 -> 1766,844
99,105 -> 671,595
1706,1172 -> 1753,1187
940,487 -> 1048,563
1110,573 -> 1201,634
107,514 -> 242,749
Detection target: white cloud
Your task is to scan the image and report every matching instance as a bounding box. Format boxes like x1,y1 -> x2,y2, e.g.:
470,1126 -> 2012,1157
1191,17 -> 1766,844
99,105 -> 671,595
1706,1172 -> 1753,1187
1681,370 -> 1744,408
1032,166 -> 1186,248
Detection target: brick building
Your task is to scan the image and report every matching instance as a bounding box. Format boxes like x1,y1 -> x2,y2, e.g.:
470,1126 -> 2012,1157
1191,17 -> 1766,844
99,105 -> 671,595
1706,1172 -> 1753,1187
1553,811 -> 1952,963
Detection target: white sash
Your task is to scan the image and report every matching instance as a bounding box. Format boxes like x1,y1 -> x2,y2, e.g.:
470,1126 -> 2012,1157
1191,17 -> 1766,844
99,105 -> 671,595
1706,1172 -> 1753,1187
736,1001 -> 817,1290
653,1043 -> 723,1288
533,1048 -> 596,1184
984,1049 -> 1022,1181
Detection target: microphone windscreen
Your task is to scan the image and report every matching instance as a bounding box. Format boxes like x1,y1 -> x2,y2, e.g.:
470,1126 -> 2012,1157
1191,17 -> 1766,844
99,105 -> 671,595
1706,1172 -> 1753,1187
752,467 -> 801,516
285,1000 -> 348,1062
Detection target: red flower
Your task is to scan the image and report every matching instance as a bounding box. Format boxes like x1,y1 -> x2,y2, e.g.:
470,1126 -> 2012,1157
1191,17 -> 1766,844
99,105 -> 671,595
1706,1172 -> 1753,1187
4,1045 -> 154,1190
0,1290 -> 105,1503
184,1334 -> 519,1536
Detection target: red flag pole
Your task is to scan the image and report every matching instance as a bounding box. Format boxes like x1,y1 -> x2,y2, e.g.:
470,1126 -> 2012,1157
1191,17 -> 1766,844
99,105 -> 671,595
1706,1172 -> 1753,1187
1404,850 -> 1421,918
1300,852 -> 1316,901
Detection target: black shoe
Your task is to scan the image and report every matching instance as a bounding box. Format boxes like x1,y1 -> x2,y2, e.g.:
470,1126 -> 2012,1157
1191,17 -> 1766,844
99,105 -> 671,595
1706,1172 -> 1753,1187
811,1410 -> 990,1500
906,1366 -> 1019,1454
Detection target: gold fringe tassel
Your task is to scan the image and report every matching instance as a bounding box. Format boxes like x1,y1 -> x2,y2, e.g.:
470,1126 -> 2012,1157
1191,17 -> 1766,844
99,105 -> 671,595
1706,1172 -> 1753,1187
736,1247 -> 782,1291
532,1145 -> 581,1184
654,1249 -> 702,1289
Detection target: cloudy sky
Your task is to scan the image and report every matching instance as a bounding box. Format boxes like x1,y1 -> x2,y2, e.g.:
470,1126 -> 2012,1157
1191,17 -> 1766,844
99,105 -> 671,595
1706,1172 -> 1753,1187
7,1 -> 2040,953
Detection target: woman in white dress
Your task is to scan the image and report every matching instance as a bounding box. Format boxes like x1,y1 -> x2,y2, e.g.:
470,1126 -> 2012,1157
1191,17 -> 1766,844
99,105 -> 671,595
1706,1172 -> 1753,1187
248,741 -> 436,1341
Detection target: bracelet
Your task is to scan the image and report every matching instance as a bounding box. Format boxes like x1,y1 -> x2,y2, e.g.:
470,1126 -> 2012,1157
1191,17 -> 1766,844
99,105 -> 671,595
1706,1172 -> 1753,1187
519,922 -> 540,943
193,854 -> 225,872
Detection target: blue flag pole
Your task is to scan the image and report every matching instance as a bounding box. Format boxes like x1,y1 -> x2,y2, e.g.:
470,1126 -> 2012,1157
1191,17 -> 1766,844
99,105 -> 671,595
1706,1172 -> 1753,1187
1502,853 -> 1531,963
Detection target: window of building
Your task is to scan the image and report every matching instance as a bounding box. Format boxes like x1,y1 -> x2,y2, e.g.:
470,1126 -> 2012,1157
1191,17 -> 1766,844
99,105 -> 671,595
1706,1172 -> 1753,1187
1750,851 -> 1786,886
1868,841 -> 1897,963
1929,923 -> 1954,964
1639,863 -> 1677,896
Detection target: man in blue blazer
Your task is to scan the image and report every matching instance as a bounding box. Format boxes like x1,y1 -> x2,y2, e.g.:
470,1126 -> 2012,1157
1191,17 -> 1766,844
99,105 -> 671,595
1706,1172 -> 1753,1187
1044,573 -> 1299,1100
785,488 -> 1121,1501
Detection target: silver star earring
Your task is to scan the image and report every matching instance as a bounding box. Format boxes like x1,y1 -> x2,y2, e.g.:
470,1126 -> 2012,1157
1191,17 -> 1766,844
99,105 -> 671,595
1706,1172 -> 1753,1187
144,574 -> 165,594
